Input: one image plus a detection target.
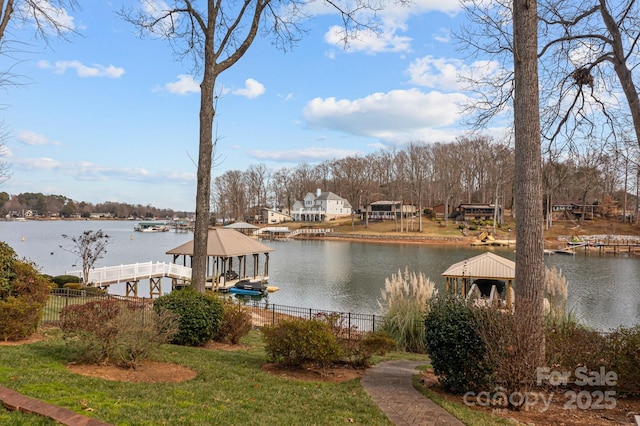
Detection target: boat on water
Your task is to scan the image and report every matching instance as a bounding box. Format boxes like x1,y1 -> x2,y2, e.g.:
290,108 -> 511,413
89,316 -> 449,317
228,280 -> 269,296
134,222 -> 170,232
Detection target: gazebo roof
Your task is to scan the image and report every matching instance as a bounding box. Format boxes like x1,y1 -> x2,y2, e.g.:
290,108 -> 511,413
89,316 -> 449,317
166,228 -> 274,258
441,252 -> 515,280
223,221 -> 259,230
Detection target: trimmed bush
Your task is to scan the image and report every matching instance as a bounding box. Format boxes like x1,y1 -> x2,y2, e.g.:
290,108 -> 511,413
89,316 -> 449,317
262,318 -> 342,368
153,288 -> 224,346
62,283 -> 107,295
0,242 -> 51,340
424,296 -> 493,394
214,299 -> 253,344
51,275 -> 81,287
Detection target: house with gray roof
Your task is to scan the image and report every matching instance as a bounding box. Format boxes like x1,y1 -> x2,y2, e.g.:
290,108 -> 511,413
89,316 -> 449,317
291,189 -> 352,222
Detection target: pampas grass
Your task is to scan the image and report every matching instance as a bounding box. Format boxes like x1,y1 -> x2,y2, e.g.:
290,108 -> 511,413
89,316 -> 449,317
545,266 -> 569,322
378,267 -> 437,353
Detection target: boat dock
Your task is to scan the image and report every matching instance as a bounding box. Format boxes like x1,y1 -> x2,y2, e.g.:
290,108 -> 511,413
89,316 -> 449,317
566,239 -> 640,255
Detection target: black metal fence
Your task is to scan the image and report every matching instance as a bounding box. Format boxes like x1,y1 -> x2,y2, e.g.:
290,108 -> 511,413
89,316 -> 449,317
237,300 -> 386,340
42,288 -> 154,326
42,289 -> 386,341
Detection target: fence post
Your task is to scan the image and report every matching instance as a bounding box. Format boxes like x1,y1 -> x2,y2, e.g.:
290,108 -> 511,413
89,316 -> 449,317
271,304 -> 276,326
348,312 -> 351,340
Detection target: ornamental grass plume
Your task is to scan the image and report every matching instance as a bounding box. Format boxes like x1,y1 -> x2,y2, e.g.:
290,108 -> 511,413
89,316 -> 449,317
378,267 -> 437,353
545,266 -> 569,322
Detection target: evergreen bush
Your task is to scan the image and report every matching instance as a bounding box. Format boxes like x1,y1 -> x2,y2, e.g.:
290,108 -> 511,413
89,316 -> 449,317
0,242 -> 51,340
51,275 -> 81,287
153,288 -> 223,346
424,296 -> 493,394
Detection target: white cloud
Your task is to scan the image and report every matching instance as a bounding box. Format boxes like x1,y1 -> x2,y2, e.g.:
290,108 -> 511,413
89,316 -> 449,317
164,75 -> 200,95
38,60 -> 125,78
249,147 -> 360,163
7,156 -> 195,185
302,88 -> 468,143
16,130 -> 62,146
18,1 -> 76,33
232,78 -> 265,99
407,56 -> 504,92
320,0 -> 461,54
0,145 -> 12,157
324,26 -> 412,54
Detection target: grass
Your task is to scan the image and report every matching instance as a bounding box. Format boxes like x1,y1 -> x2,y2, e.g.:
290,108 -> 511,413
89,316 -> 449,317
287,215 -> 640,242
0,330 -> 396,425
410,372 -> 517,426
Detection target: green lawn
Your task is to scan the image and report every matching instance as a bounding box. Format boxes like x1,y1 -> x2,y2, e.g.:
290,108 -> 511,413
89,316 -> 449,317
1,330 -> 518,425
1,331 -> 393,425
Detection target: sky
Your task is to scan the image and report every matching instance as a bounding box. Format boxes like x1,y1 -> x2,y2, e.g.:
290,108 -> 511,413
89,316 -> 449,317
0,0 -> 507,212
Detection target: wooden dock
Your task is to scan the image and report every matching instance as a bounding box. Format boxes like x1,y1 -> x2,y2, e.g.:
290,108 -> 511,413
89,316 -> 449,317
567,240 -> 640,255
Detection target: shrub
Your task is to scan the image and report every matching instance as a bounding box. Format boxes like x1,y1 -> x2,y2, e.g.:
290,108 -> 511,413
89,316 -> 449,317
0,242 -> 51,340
62,283 -> 106,295
61,299 -> 178,367
424,296 -> 493,394
262,318 -> 342,368
340,331 -> 397,367
379,267 -> 437,353
472,304 -> 545,408
214,299 -> 253,344
51,275 -> 81,287
603,326 -> 640,396
153,288 -> 223,346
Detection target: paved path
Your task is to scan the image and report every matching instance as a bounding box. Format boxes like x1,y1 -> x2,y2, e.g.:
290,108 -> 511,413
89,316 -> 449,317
0,386 -> 111,426
361,360 -> 465,426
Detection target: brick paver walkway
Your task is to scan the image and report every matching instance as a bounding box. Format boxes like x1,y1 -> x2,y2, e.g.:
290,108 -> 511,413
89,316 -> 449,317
361,360 -> 465,426
0,386 -> 111,426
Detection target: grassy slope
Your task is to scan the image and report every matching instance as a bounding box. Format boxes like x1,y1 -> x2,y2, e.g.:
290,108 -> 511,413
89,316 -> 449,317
283,215 -> 640,244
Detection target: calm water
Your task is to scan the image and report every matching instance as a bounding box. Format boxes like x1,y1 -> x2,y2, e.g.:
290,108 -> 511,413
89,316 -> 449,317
2,220 -> 639,331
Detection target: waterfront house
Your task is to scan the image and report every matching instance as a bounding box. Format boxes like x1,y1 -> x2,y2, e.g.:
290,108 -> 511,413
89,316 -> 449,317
546,201 -> 596,221
363,201 -> 417,221
291,189 -> 352,222
453,203 -> 502,222
259,208 -> 292,224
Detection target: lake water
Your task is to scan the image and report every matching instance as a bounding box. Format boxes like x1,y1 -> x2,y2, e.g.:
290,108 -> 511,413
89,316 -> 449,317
2,220 -> 639,331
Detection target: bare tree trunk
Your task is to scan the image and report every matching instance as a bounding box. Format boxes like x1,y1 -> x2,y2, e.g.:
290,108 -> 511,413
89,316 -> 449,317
192,42 -> 217,293
513,0 -> 545,370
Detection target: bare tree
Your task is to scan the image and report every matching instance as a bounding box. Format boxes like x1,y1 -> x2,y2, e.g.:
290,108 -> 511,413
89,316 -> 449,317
121,1 -> 383,292
60,230 -> 110,286
459,0 -> 640,155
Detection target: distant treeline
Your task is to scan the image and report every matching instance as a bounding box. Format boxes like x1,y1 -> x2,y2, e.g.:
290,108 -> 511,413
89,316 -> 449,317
0,192 -> 190,219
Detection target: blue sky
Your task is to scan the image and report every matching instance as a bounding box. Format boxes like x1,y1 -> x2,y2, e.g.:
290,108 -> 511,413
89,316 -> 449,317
0,0 -> 505,211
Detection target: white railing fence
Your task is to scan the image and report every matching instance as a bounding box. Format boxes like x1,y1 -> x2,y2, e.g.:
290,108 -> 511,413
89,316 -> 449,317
65,261 -> 192,285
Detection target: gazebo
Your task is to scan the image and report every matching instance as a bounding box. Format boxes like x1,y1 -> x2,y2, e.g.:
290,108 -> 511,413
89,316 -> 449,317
223,221 -> 259,236
166,228 -> 274,290
441,252 -> 515,309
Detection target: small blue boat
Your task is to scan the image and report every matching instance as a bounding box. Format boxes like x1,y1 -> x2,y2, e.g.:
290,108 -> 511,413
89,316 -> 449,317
229,287 -> 263,296
228,280 -> 268,296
